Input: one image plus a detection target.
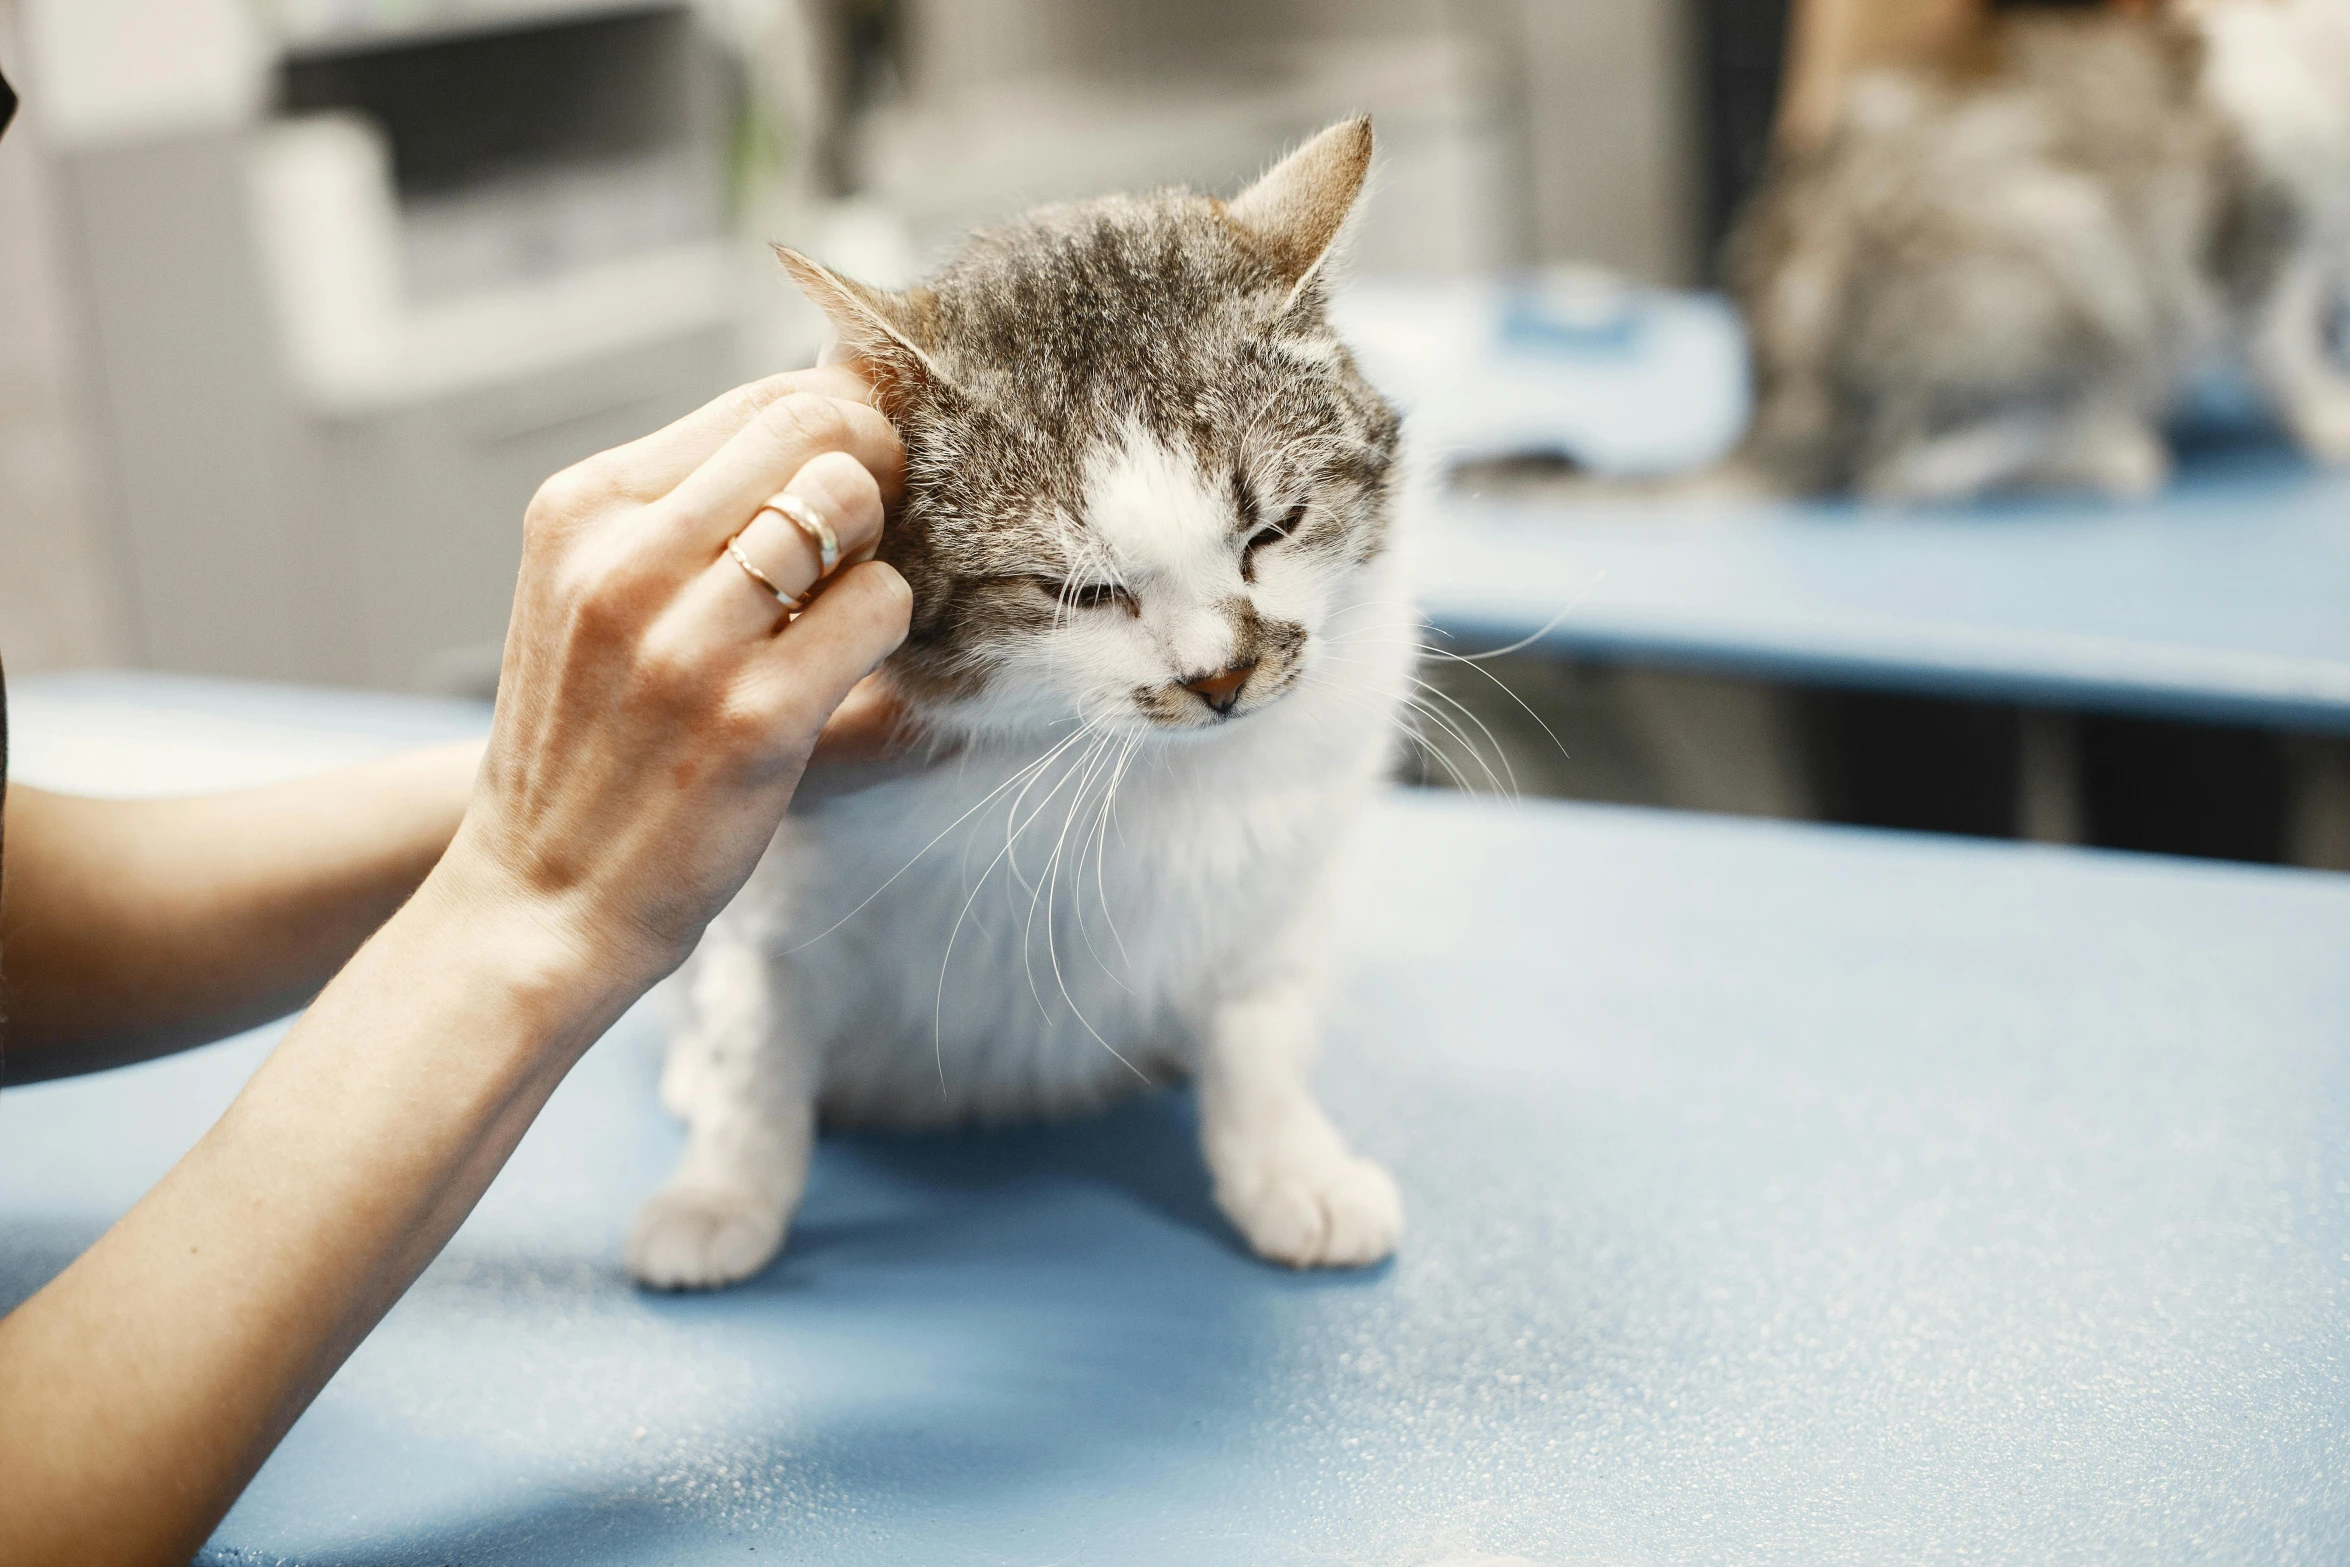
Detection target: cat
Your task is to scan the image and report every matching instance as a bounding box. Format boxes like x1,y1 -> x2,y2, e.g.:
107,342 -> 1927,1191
625,119 -> 1418,1290
1725,0 -> 2350,503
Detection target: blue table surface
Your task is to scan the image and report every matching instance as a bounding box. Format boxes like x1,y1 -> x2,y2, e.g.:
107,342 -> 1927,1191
4,676 -> 2349,1565
1415,437 -> 2350,733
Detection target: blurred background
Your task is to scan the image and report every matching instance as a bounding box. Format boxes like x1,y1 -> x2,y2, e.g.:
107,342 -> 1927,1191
2,0 -> 2343,869
1,0 -> 1695,683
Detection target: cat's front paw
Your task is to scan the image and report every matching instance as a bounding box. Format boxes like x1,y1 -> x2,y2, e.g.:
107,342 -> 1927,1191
626,1182 -> 787,1290
1215,1151 -> 1403,1269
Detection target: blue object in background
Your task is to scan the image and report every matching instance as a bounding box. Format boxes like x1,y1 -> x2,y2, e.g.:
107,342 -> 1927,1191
1337,278 -> 1752,481
2,676 -> 2347,1564
1494,272 -> 1648,358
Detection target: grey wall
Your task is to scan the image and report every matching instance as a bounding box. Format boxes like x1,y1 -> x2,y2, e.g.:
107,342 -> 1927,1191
0,0 -> 135,672
891,0 -> 1702,283
1515,0 -> 1701,283
59,130 -> 348,682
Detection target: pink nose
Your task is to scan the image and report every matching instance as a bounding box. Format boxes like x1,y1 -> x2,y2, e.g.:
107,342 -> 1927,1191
1183,662 -> 1256,715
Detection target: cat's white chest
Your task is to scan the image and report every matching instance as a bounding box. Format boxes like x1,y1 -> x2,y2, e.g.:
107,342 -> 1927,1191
701,593 -> 1415,1128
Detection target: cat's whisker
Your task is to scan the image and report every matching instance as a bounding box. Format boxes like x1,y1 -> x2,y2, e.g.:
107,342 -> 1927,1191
1412,643 -> 1574,766
1316,659 -> 1513,797
1061,726 -> 1143,998
1055,731 -> 1123,990
1415,594 -> 1594,666
1021,726 -> 1115,1021
1086,730 -> 1144,982
1406,675 -> 1521,798
998,714 -> 1106,903
1049,792 -> 1152,1085
958,726 -> 1103,929
1309,620 -> 1565,789
1397,696 -> 1501,796
1009,724 -> 1146,1083
779,716 -> 1101,957
1320,589 -> 1594,670
1300,655 -> 1492,793
934,716 -> 1112,1089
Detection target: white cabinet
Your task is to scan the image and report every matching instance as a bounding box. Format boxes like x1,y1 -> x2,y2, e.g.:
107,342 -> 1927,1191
39,0 -> 742,690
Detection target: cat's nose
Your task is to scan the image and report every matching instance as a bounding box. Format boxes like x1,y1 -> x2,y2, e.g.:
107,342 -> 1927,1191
1182,662 -> 1256,716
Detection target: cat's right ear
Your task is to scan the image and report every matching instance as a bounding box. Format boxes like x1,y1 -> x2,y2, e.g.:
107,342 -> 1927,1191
774,246 -> 943,411
1221,117 -> 1374,304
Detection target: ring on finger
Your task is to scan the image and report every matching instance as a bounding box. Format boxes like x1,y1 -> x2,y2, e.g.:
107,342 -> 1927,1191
725,532 -> 805,611
759,491 -> 842,579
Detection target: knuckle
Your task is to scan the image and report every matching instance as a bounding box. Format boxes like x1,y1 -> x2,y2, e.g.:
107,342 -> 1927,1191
822,450 -> 886,511
736,372 -> 804,413
796,454 -> 885,541
559,545 -> 659,641
715,694 -> 780,748
566,577 -> 634,644
760,392 -> 853,458
714,378 -> 786,432
823,560 -> 912,625
631,634 -> 704,705
527,462 -> 608,531
861,560 -> 915,618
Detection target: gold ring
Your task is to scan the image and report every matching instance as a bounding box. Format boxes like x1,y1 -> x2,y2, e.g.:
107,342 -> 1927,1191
725,532 -> 804,611
759,491 -> 841,578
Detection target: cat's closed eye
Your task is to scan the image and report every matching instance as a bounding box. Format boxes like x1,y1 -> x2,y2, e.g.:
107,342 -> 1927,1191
1244,503 -> 1308,573
1031,576 -> 1140,616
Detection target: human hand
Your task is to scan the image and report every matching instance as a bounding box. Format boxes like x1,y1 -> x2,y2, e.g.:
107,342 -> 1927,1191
436,366 -> 912,992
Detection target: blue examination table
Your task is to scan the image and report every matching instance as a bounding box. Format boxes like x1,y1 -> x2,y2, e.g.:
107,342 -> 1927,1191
2,674 -> 2346,1563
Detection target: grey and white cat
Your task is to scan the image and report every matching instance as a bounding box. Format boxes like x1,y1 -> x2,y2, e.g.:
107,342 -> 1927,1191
1728,0 -> 2350,502
627,120 -> 1417,1290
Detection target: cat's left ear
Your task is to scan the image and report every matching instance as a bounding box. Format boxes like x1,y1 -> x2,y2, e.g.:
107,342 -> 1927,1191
1221,117 -> 1373,306
774,246 -> 944,412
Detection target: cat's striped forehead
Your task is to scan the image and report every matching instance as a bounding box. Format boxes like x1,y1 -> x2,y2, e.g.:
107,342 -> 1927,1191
890,214 -> 1392,538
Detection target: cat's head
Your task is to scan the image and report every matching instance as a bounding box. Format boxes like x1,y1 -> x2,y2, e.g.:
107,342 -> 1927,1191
779,118 -> 1400,743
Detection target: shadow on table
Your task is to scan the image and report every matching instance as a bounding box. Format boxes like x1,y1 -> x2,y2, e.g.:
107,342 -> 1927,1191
772,1085 -> 1395,1288
809,1084 -> 1233,1249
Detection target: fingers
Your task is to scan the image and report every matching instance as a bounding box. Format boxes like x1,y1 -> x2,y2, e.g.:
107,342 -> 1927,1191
666,450 -> 887,646
596,366 -> 887,502
749,451 -> 887,590
750,562 -> 914,743
654,392 -> 904,564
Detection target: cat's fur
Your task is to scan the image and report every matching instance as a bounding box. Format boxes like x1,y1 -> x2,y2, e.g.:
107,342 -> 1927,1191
627,120 -> 1417,1290
1727,0 -> 2350,502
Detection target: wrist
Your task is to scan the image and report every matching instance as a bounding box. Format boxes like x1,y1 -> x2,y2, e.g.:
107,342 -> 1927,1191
400,845 -> 663,1065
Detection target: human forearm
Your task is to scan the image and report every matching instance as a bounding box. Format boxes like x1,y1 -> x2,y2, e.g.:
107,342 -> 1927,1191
1,740 -> 482,1080
0,363 -> 910,1559
0,854 -> 637,1567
